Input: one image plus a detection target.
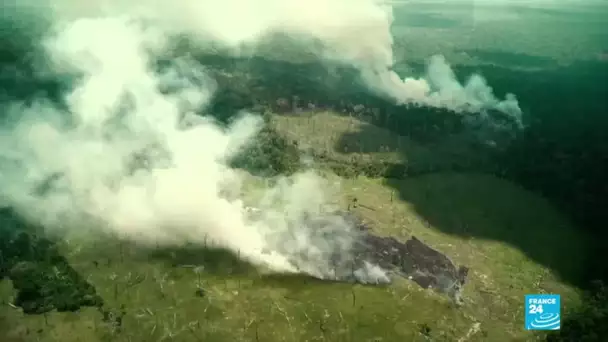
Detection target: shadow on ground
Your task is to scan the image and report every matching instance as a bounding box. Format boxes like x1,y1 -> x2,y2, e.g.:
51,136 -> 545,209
386,173 -> 588,283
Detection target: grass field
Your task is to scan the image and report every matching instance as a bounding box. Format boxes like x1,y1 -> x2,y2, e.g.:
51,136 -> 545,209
273,111 -> 488,173
0,111 -> 589,342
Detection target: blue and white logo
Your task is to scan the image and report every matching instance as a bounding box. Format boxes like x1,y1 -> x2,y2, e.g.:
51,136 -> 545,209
525,294 -> 561,330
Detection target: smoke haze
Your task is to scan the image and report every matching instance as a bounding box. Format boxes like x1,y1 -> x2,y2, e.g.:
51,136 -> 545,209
0,0 -> 521,282
37,0 -> 523,122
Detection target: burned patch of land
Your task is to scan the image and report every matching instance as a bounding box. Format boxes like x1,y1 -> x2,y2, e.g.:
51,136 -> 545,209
299,211 -> 469,303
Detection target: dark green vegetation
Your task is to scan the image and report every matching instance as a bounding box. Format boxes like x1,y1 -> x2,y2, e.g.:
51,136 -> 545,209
230,114 -> 302,177
549,282 -> 608,342
0,208 -> 103,314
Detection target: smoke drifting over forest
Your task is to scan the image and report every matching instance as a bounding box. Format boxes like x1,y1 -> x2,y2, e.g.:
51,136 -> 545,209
0,1 -> 522,282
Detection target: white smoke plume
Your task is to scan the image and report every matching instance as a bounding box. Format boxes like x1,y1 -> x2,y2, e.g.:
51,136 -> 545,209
0,0 -> 522,282
37,0 -> 523,125
0,11 -> 387,283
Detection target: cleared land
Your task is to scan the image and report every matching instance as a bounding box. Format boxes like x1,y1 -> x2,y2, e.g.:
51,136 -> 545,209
0,111 -> 588,342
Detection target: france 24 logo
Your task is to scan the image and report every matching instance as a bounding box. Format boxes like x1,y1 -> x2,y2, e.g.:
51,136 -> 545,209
525,294 -> 561,330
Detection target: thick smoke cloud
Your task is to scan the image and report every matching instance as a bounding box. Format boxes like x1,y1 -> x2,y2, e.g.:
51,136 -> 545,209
39,0 -> 523,125
1,0 -> 521,282
0,11 -> 387,282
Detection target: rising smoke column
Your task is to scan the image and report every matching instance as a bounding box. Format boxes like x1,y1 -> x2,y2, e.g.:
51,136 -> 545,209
0,13 -> 388,283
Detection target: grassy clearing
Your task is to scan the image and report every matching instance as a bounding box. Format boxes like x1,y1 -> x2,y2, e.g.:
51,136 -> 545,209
273,111 -> 487,174
0,170 -> 585,342
0,111 -> 589,342
274,111 -> 426,165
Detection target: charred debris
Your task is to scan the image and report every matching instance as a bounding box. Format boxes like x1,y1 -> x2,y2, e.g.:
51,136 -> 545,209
286,209 -> 470,304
